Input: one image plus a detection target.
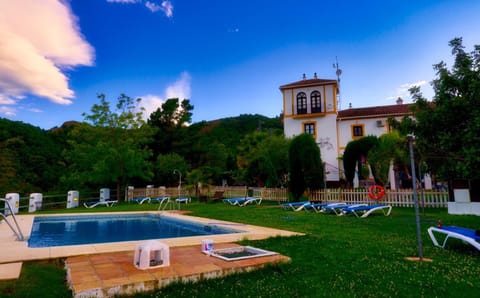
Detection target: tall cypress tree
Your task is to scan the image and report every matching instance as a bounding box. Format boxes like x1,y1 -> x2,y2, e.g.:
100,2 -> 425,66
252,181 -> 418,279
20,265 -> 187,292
288,133 -> 324,200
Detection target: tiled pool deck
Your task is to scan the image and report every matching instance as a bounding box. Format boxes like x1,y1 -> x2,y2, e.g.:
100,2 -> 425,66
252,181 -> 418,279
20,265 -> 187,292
0,211 -> 300,297
67,243 -> 290,297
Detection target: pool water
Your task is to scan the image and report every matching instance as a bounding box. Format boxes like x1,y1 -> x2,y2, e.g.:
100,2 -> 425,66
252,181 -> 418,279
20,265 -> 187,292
28,213 -> 242,248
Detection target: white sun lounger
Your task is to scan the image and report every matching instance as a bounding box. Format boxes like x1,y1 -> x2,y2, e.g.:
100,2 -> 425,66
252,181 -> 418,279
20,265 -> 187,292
427,226 -> 480,251
341,204 -> 392,218
83,199 -> 118,208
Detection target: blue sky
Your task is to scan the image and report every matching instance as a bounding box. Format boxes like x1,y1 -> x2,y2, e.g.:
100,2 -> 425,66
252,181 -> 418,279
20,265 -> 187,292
1,0 -> 480,129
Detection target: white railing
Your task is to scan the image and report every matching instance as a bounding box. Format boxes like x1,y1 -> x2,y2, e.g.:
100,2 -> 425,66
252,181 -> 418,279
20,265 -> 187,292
308,188 -> 449,208
127,186 -> 449,207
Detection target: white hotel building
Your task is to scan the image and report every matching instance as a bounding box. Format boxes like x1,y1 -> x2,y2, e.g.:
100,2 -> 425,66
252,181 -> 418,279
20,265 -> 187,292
280,74 -> 413,188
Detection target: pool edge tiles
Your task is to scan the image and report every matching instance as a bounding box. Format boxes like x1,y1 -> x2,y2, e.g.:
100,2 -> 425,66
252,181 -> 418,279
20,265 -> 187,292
0,211 -> 303,264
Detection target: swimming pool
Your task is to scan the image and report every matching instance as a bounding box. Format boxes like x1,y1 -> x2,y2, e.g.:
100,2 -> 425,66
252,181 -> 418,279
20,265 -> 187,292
28,213 -> 243,248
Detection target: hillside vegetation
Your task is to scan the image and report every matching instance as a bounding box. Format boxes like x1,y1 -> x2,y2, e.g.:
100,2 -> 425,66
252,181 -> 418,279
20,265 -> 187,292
0,114 -> 284,196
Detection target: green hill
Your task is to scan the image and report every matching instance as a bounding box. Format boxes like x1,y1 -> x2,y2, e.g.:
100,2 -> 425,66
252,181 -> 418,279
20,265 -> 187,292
0,114 -> 283,194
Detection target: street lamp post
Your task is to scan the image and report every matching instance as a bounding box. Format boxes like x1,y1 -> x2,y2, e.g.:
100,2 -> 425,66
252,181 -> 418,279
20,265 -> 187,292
407,134 -> 423,261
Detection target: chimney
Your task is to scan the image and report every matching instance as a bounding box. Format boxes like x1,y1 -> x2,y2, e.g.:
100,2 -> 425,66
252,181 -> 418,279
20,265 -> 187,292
302,73 -> 306,80
314,72 -> 318,79
396,97 -> 403,105
349,103 -> 352,109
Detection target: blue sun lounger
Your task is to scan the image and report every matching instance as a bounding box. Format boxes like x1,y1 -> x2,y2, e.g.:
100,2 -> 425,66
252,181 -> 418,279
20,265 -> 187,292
341,204 -> 392,218
176,197 -> 191,204
237,197 -> 262,206
223,197 -> 247,205
223,197 -> 244,205
129,197 -> 151,204
319,202 -> 352,215
428,226 -> 480,251
282,201 -> 311,211
225,197 -> 262,206
305,202 -> 346,213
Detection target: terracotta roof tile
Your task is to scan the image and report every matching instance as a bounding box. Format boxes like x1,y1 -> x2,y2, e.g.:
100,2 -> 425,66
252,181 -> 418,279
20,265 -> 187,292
337,103 -> 414,119
279,78 -> 337,90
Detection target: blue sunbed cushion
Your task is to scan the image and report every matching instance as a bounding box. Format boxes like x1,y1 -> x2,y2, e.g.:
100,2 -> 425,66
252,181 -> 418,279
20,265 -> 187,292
282,201 -> 309,206
344,204 -> 385,211
442,226 -> 480,241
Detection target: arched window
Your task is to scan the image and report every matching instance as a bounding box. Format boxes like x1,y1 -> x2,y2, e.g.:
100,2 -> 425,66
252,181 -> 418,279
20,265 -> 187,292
296,92 -> 307,114
311,91 -> 322,113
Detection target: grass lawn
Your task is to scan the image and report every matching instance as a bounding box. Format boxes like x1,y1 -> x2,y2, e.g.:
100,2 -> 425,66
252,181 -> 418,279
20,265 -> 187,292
1,201 -> 479,297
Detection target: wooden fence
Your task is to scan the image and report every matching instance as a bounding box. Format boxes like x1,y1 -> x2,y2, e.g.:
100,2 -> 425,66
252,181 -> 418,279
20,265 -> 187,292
127,186 -> 449,208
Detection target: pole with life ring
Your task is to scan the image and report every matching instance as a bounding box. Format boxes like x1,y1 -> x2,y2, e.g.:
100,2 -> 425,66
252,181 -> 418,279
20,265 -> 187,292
368,184 -> 385,200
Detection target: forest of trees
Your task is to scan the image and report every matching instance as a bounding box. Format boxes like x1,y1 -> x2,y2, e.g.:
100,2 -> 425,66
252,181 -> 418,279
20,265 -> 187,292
0,96 -> 288,199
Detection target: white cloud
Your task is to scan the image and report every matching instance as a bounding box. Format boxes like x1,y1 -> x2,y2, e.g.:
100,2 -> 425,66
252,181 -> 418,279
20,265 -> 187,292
138,94 -> 165,118
145,1 -> 161,12
161,1 -> 174,17
0,0 -> 94,106
398,80 -> 427,94
145,1 -> 173,17
108,0 -> 173,17
138,72 -> 192,119
386,80 -> 427,102
0,94 -> 17,105
0,106 -> 16,117
166,72 -> 191,100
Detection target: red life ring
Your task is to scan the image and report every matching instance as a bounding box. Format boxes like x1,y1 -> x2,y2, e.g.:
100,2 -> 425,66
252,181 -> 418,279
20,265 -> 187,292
368,185 -> 385,200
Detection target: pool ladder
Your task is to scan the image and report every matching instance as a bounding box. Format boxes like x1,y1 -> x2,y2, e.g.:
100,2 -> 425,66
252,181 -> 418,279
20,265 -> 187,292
0,198 -> 25,241
158,197 -> 180,211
